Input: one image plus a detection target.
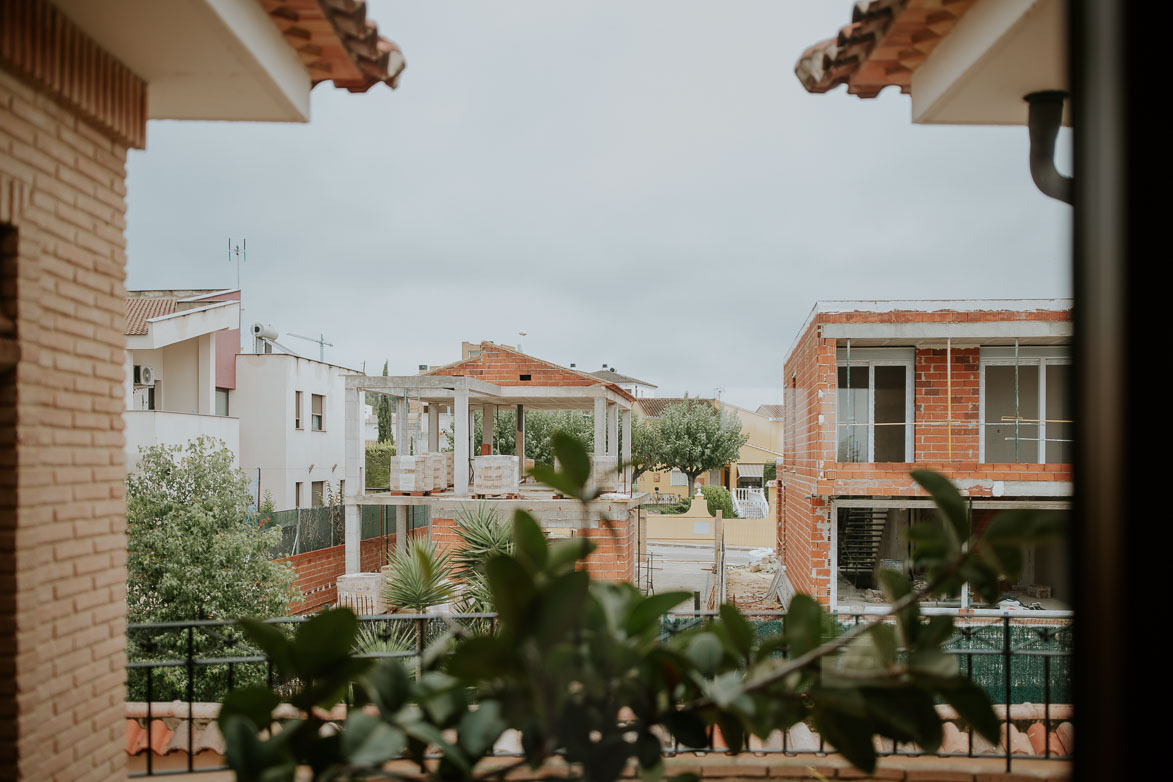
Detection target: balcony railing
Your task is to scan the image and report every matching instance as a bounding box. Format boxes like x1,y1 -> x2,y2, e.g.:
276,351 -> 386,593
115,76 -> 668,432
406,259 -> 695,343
125,611 -> 1072,777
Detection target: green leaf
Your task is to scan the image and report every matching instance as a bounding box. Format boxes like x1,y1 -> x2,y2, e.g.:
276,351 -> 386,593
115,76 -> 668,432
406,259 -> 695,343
547,537 -> 596,573
910,469 -> 969,550
981,509 -> 1066,546
635,732 -> 662,770
663,710 -> 709,748
667,774 -> 701,782
718,603 -> 755,659
417,671 -> 467,727
685,633 -> 724,675
812,701 -> 876,774
551,432 -> 591,489
362,658 -> 411,714
485,555 -> 536,633
862,688 -> 943,752
916,615 -> 955,651
867,623 -> 898,664
624,592 -> 691,637
341,712 -> 407,767
448,636 -> 519,679
402,720 -> 471,776
219,686 -> 279,731
708,671 -> 745,709
940,678 -> 1001,746
238,619 -> 295,675
512,510 -> 548,571
535,570 -> 591,647
783,594 -> 826,657
528,464 -> 583,499
291,608 -> 358,678
459,700 -> 505,758
716,713 -> 745,754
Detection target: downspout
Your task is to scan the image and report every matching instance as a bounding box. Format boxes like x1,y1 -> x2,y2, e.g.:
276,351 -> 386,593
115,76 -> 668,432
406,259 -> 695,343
1025,91 -> 1073,204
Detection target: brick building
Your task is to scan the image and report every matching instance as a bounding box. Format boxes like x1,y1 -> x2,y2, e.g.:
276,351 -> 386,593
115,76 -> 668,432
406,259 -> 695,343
1,1 -> 403,778
777,300 -> 1072,611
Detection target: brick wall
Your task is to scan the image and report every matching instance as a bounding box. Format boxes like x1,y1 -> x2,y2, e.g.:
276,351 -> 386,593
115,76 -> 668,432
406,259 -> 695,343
429,343 -> 630,396
778,308 -> 1073,605
432,510 -> 637,584
1,22 -> 144,774
281,533 -> 400,614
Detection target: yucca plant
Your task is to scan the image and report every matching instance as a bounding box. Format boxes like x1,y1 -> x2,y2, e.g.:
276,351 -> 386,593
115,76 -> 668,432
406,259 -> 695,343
451,503 -> 513,580
382,537 -> 454,612
353,619 -> 417,658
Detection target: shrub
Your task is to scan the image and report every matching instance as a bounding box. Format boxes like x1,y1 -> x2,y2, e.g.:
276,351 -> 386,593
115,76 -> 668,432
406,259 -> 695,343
699,484 -> 735,518
366,441 -> 396,489
383,537 -> 453,612
451,503 -> 513,581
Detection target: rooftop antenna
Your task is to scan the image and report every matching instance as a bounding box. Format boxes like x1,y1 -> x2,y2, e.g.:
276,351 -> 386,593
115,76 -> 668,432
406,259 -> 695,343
228,238 -> 246,290
288,332 -> 334,362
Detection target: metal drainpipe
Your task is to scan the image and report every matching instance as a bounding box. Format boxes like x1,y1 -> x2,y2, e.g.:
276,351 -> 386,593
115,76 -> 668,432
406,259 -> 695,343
1025,91 -> 1073,204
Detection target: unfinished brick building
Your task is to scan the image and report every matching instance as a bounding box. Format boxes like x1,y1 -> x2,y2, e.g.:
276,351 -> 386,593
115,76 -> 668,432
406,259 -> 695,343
337,343 -> 644,608
777,300 -> 1072,611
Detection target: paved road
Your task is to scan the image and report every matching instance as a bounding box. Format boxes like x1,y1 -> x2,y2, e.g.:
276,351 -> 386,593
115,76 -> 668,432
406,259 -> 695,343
639,543 -> 758,607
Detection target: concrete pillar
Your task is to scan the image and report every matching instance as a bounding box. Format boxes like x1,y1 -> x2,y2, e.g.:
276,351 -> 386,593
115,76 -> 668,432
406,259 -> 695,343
594,396 -> 607,456
396,504 -> 409,554
428,403 -> 440,452
197,333 -> 215,415
344,503 -> 361,573
516,404 -> 525,484
607,402 -> 619,457
621,408 -> 632,491
395,395 -> 408,454
481,404 -> 494,454
454,390 -> 470,496
344,386 -> 363,497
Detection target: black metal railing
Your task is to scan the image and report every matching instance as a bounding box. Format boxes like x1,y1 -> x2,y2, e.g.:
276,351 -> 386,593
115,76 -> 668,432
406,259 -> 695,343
125,610 -> 1072,777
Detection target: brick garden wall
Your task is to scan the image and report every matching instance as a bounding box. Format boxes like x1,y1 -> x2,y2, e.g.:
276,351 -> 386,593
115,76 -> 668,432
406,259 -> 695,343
1,4 -> 147,772
281,533 -> 406,614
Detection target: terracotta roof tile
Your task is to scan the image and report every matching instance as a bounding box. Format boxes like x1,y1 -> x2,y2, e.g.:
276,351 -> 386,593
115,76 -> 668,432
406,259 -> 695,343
635,398 -> 716,418
261,0 -> 406,92
124,297 -> 175,335
795,0 -> 977,98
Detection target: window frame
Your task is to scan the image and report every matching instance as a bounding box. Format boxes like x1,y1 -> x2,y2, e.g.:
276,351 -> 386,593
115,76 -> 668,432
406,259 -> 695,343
834,347 -> 914,463
294,390 -> 303,430
311,393 -> 324,431
978,346 -> 1072,464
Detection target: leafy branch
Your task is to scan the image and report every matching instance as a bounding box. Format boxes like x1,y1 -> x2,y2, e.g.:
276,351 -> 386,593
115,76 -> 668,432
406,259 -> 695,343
220,436 -> 1065,781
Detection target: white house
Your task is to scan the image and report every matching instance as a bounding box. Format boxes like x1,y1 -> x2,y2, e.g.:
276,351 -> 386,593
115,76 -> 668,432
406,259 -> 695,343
234,353 -> 360,511
589,366 -> 658,399
123,290 -> 241,467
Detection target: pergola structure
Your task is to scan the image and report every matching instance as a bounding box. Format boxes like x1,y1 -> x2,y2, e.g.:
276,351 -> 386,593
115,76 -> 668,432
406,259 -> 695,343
340,343 -> 645,576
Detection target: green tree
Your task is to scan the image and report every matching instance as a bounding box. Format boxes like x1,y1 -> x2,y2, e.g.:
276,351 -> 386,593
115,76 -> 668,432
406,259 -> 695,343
657,399 -> 748,494
126,436 -> 297,623
628,415 -> 662,483
376,360 -> 394,444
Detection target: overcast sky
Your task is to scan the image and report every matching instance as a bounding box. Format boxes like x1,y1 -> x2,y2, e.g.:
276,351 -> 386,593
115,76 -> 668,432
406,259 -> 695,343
125,1 -> 1071,411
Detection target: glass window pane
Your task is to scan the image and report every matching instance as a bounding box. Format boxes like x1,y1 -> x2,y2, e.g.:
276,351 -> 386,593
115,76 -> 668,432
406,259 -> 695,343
874,365 -> 907,462
837,365 -> 869,462
1045,363 -> 1073,463
984,364 -> 1040,462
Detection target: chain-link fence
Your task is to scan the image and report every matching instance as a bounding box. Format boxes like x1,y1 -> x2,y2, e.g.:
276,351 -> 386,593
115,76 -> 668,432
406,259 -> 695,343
265,505 -> 431,558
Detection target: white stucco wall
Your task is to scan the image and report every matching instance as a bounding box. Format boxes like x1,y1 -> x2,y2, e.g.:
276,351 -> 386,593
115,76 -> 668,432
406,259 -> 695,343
235,354 -> 359,511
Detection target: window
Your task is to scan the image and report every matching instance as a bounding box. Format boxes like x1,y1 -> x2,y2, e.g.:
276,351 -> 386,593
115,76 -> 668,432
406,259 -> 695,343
669,469 -> 687,486
295,482 -> 303,508
311,480 -> 324,507
294,391 -> 303,429
311,394 -> 324,431
980,347 -> 1072,463
835,348 -> 913,462
215,388 -> 229,416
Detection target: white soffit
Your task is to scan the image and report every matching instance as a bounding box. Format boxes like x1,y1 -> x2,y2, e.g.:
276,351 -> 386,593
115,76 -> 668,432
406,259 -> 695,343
54,0 -> 311,122
910,0 -> 1068,126
127,301 -> 239,350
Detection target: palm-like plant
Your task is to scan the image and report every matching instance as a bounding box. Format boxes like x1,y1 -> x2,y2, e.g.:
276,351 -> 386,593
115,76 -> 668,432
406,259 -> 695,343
382,537 -> 454,612
451,503 -> 513,580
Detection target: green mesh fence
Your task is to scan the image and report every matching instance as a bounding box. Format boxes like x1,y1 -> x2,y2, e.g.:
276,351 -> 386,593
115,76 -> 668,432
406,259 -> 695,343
267,505 -> 432,558
659,614 -> 1071,706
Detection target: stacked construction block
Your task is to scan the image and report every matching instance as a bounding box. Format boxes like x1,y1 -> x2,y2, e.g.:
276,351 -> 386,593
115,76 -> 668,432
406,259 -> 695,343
473,455 -> 519,495
388,455 -> 434,493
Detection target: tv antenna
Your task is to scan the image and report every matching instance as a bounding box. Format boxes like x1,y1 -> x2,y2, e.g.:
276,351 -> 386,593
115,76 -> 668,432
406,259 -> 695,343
288,332 -> 334,362
228,238 -> 246,289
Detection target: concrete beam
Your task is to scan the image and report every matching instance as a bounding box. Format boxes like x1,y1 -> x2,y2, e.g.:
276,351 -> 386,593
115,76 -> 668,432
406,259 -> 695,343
621,408 -> 632,491
820,320 -> 1072,345
428,403 -> 440,452
481,405 -> 494,453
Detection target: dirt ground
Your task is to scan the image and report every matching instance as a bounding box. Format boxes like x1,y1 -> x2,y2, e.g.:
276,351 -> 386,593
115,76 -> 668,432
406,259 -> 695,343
725,566 -> 779,610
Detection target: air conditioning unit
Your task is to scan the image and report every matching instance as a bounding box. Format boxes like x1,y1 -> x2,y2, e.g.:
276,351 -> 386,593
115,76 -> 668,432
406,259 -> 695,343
135,365 -> 155,386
